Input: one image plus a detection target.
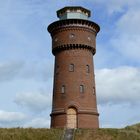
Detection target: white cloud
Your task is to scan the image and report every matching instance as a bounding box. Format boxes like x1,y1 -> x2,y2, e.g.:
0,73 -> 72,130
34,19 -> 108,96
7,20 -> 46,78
96,66 -> 140,104
117,9 -> 140,35
14,91 -> 52,112
110,7 -> 140,61
94,0 -> 140,15
0,61 -> 24,82
20,60 -> 54,81
0,110 -> 51,128
98,103 -> 140,128
0,110 -> 26,123
0,60 -> 53,82
111,35 -> 140,61
24,117 -> 50,128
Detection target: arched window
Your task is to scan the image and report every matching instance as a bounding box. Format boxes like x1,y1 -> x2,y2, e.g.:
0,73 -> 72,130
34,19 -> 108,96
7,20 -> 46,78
61,85 -> 65,93
80,85 -> 84,93
86,65 -> 90,73
69,64 -> 74,72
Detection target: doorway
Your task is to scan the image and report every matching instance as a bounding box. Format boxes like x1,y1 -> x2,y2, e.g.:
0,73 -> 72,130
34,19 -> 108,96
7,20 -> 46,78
67,108 -> 77,128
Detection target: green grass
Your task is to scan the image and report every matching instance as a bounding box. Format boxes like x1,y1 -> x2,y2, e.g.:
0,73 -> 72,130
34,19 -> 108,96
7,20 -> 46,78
0,123 -> 140,140
0,128 -> 64,140
74,123 -> 140,140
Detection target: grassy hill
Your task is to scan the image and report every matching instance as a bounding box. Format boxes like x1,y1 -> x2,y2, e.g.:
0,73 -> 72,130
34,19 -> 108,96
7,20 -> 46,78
74,124 -> 140,140
0,123 -> 140,140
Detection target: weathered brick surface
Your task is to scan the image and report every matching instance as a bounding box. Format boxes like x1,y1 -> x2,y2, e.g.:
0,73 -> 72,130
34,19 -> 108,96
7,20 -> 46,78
48,18 -> 99,128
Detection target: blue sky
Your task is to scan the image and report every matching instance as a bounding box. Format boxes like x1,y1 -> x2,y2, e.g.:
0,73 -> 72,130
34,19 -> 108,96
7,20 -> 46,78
0,0 -> 140,128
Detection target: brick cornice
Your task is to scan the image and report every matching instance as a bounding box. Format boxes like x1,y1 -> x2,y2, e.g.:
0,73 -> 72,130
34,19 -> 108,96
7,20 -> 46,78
48,19 -> 100,36
52,44 -> 96,55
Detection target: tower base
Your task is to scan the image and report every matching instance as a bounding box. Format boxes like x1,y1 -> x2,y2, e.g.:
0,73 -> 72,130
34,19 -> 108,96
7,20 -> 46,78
50,110 -> 99,129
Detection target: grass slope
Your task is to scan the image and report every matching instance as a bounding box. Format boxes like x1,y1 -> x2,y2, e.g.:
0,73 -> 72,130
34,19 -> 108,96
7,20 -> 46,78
0,128 -> 64,140
0,123 -> 140,140
74,124 -> 140,140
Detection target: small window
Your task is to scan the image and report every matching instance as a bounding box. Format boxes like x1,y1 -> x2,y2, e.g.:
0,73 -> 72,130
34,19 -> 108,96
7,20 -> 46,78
69,33 -> 75,39
56,65 -> 59,74
80,85 -> 84,93
86,65 -> 90,73
69,64 -> 74,72
88,36 -> 91,41
54,38 -> 58,42
93,87 -> 95,95
61,85 -> 65,94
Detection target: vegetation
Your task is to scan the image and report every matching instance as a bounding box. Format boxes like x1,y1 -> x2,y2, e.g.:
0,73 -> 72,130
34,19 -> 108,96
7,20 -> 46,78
74,123 -> 140,140
0,123 -> 140,140
0,128 -> 64,140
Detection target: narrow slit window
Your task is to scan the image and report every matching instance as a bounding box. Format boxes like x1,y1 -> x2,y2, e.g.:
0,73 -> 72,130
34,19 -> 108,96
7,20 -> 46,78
56,65 -> 59,74
80,85 -> 84,93
93,87 -> 95,95
86,65 -> 90,73
61,85 -> 65,94
69,64 -> 74,72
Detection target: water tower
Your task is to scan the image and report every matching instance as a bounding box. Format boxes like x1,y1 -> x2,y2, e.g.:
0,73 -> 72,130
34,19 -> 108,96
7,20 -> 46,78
48,6 -> 100,128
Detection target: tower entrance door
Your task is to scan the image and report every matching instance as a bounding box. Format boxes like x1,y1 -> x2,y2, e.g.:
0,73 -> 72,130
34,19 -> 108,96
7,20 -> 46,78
67,108 -> 77,128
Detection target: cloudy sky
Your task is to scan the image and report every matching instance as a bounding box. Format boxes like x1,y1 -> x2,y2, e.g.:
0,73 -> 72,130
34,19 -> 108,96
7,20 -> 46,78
0,0 -> 140,128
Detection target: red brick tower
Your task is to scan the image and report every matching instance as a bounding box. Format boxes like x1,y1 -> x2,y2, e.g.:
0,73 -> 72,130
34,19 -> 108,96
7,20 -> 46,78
48,7 -> 100,128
